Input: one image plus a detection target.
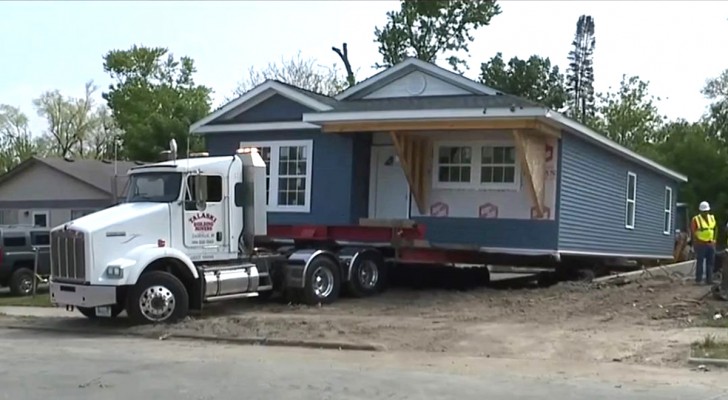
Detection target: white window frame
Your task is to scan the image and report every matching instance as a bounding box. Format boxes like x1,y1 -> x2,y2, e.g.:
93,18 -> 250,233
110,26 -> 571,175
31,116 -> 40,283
663,186 -> 673,235
239,140 -> 313,212
31,210 -> 49,228
432,140 -> 521,191
625,171 -> 637,229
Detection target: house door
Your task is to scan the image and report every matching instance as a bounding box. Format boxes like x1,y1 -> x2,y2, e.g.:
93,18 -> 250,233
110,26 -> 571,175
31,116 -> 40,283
369,146 -> 410,219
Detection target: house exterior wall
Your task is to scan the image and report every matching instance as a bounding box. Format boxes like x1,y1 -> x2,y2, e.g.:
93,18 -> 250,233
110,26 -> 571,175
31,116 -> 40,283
370,131 -> 560,250
220,94 -> 316,124
206,129 -> 361,225
557,131 -> 678,258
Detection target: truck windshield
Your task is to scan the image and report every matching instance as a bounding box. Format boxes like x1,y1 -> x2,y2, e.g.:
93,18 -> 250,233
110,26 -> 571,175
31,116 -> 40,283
126,172 -> 182,203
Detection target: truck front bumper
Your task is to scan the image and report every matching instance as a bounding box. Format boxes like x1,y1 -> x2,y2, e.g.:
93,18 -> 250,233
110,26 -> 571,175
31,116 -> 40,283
50,282 -> 117,308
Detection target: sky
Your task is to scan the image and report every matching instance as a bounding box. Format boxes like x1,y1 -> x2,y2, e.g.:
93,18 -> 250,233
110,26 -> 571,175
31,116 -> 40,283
2,0 -> 728,136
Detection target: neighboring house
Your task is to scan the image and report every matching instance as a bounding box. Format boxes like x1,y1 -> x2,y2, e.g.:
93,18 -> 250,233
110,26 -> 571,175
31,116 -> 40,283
190,58 -> 688,260
0,157 -> 139,228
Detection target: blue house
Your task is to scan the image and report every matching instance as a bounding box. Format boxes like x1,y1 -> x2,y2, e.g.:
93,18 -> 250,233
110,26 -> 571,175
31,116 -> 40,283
192,58 -> 687,261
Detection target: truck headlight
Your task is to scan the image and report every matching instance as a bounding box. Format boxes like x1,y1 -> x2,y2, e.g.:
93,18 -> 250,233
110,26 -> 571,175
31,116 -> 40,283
105,266 -> 124,279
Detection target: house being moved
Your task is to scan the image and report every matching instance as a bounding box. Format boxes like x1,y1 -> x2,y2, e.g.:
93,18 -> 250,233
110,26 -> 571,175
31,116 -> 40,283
191,58 -> 687,263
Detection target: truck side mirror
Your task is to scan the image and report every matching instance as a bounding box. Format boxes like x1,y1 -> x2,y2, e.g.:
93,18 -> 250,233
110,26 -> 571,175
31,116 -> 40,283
234,183 -> 244,207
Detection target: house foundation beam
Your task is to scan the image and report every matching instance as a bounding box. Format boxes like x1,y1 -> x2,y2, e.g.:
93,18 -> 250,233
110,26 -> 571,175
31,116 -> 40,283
390,131 -> 428,214
512,130 -> 547,217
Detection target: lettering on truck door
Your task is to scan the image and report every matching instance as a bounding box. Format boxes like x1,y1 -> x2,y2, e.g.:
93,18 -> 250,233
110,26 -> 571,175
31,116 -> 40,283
183,175 -> 226,249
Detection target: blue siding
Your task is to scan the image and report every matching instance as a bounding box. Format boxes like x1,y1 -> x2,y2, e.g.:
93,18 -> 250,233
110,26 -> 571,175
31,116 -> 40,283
349,133 -> 372,221
558,132 -> 678,257
213,95 -> 313,124
413,217 -> 558,250
205,130 -> 358,225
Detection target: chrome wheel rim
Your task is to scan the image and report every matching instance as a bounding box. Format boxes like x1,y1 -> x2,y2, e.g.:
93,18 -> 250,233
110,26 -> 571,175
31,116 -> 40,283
312,266 -> 334,298
358,261 -> 379,290
18,277 -> 33,294
139,285 -> 176,322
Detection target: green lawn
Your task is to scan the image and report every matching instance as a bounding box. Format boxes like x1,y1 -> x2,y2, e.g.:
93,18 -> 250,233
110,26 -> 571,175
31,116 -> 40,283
692,335 -> 728,360
0,292 -> 52,307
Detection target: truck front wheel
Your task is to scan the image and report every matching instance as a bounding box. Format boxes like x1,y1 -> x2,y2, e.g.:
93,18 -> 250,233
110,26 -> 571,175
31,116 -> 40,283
126,271 -> 189,324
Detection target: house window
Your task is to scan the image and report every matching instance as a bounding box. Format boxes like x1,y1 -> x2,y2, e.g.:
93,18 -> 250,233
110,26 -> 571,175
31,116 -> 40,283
239,140 -> 313,212
625,172 -> 637,229
437,146 -> 471,183
32,211 -> 49,228
433,141 -> 519,190
663,186 -> 673,235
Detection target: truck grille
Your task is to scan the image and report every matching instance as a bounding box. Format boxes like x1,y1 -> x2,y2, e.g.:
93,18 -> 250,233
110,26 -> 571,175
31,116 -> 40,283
50,229 -> 86,282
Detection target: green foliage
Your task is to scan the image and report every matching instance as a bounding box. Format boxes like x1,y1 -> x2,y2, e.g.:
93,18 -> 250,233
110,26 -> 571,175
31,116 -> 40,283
479,53 -> 568,110
566,15 -> 596,123
0,105 -> 41,173
374,0 -> 502,72
102,45 -> 212,162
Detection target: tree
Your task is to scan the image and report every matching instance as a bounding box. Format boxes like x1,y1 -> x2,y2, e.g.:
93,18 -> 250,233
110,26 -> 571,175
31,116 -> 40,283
234,52 -> 346,97
0,105 -> 39,172
591,75 -> 665,151
479,53 -> 568,110
374,0 -> 502,72
331,42 -> 357,88
701,69 -> 728,142
32,81 -> 97,158
566,15 -> 596,123
83,106 -> 122,160
102,45 -> 212,162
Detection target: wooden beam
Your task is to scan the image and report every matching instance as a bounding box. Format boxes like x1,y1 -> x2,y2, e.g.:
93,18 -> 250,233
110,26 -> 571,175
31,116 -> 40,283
512,130 -> 547,217
390,131 -> 427,214
321,118 -> 561,136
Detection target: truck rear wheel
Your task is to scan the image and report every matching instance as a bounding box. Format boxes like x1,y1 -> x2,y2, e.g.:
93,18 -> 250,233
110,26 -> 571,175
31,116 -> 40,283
301,257 -> 341,305
9,268 -> 34,297
126,271 -> 189,324
346,252 -> 386,297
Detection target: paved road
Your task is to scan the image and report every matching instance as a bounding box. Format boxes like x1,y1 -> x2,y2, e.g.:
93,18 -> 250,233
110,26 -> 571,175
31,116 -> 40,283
0,328 -> 725,400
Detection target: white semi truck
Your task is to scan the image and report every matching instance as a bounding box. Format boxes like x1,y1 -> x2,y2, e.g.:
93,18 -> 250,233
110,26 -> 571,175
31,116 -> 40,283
49,143 -> 386,324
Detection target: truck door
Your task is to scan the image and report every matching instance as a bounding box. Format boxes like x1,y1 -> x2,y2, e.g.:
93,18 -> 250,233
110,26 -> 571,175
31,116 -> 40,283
183,174 -> 227,250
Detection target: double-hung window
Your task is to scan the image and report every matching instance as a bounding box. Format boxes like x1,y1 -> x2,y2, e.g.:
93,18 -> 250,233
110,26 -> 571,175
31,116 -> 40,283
663,186 -> 673,235
434,141 -> 519,190
625,172 -> 637,229
239,140 -> 313,212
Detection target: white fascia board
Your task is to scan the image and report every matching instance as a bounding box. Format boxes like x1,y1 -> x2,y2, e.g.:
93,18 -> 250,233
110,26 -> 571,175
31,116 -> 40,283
302,107 -> 548,123
194,121 -> 321,134
544,111 -> 688,183
190,80 -> 333,133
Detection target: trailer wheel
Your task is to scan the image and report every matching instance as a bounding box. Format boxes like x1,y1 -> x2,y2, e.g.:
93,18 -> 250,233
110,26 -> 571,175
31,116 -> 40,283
126,271 -> 189,324
346,252 -> 386,297
77,304 -> 124,319
302,257 -> 341,305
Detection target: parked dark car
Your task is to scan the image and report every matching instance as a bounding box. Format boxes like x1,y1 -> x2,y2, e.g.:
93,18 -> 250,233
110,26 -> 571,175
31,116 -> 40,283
0,225 -> 51,296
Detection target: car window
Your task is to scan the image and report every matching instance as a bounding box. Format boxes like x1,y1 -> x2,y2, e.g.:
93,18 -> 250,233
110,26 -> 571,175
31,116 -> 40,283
3,236 -> 26,247
31,232 -> 50,246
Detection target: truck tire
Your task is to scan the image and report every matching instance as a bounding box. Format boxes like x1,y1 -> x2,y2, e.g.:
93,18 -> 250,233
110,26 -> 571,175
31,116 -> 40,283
126,271 -> 189,324
346,252 -> 386,298
78,305 -> 124,319
9,268 -> 34,297
301,256 -> 341,305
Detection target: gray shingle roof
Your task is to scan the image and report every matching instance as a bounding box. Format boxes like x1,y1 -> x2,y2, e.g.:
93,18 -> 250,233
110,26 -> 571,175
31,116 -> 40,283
322,94 -> 540,113
34,157 -> 139,195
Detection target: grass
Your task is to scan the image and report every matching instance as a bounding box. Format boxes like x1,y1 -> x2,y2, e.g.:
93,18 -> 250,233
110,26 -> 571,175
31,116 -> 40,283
0,290 -> 52,307
691,334 -> 728,360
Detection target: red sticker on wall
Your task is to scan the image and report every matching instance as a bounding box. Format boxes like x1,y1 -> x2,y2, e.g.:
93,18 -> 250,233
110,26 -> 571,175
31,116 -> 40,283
530,206 -> 551,220
545,144 -> 554,162
430,202 -> 449,217
479,203 -> 499,219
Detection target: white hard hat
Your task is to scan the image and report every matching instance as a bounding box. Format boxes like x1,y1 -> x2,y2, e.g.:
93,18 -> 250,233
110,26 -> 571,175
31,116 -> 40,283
699,201 -> 711,212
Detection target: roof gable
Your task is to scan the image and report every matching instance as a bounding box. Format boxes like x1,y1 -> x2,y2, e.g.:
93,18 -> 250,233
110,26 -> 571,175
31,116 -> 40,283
335,58 -> 500,101
190,80 -> 335,133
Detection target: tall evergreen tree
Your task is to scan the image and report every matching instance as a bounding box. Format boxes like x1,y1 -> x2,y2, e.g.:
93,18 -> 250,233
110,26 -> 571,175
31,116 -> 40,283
566,15 -> 596,123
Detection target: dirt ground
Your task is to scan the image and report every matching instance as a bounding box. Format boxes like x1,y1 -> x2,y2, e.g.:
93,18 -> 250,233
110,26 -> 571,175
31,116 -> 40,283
123,268 -> 728,368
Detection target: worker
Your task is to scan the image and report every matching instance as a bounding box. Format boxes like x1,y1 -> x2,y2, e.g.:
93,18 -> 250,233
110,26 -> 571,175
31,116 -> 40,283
691,201 -> 717,285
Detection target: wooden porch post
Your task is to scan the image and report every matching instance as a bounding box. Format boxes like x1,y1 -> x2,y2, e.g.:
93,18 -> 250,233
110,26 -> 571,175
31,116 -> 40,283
390,131 -> 428,214
512,130 -> 547,217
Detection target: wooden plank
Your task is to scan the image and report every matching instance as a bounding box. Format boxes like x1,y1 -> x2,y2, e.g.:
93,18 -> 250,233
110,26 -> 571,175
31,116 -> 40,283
390,131 -> 426,214
512,130 -> 546,217
321,118 -> 562,136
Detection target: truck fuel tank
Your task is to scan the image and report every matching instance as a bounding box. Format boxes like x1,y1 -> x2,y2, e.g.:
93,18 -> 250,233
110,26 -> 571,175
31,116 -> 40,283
202,263 -> 260,299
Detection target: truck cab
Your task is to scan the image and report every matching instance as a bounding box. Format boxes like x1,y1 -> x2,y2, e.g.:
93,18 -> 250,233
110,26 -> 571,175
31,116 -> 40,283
48,147 -> 280,323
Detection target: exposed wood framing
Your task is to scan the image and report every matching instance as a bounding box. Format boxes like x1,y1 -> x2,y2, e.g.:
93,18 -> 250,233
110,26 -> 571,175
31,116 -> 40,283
512,130 -> 547,217
390,131 -> 429,214
322,118 -> 560,136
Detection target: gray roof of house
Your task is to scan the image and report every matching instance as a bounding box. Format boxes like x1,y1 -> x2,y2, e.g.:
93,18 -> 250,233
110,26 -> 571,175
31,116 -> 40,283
0,157 -> 140,196
320,94 -> 539,112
